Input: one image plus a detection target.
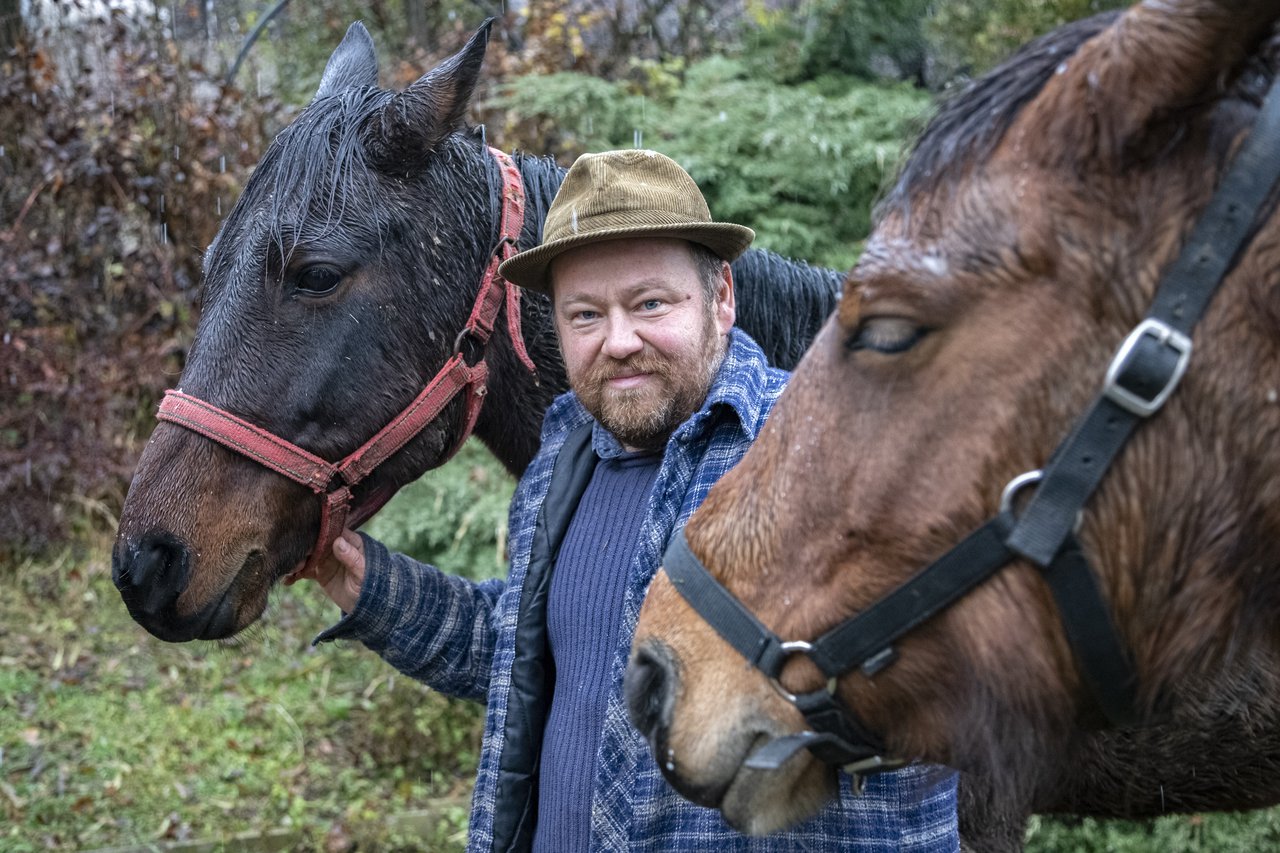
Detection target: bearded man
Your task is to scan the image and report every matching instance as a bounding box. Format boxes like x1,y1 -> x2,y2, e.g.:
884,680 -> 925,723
298,149 -> 959,852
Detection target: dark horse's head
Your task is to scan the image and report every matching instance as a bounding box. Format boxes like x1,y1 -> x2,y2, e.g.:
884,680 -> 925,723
113,21 -> 556,641
630,0 -> 1280,835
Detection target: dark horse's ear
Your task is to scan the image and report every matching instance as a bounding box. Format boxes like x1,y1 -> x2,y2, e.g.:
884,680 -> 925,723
363,18 -> 493,175
1025,0 -> 1280,169
314,22 -> 379,101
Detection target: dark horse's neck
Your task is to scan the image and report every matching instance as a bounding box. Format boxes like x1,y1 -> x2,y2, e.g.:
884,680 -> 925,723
471,147 -> 844,476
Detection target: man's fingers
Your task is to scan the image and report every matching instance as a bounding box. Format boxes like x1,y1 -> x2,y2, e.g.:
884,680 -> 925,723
333,530 -> 365,572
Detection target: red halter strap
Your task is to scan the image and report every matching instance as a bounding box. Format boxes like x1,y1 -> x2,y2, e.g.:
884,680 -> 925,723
156,147 -> 533,580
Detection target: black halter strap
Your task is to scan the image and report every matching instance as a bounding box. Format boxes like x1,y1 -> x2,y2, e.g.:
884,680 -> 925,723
662,75 -> 1280,782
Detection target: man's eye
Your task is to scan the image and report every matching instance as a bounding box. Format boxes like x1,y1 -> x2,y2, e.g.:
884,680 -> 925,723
295,265 -> 343,296
846,317 -> 927,354
575,310 -> 599,322
641,299 -> 663,311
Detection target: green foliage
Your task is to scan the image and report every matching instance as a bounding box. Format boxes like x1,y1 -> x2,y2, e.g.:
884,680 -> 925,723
494,56 -> 931,270
1027,812 -> 1280,852
364,440 -> 515,579
927,0 -> 1130,80
742,0 -> 933,85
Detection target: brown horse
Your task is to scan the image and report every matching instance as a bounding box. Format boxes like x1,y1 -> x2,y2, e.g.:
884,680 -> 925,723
628,1 -> 1280,849
111,21 -> 839,643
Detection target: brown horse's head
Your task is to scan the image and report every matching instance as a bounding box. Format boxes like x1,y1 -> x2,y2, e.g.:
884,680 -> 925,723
628,0 -> 1280,833
111,22 -> 556,642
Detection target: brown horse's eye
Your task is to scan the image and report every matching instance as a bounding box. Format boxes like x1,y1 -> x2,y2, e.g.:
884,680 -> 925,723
847,317 -> 926,355
295,265 -> 343,297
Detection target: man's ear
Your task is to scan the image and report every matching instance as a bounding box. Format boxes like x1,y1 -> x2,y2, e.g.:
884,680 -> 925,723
715,261 -> 736,335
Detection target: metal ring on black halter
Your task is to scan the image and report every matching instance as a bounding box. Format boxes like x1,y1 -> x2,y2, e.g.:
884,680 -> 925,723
768,641 -> 840,704
1000,469 -> 1083,533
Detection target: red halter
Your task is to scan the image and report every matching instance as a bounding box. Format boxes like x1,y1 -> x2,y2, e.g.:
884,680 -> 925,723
156,147 -> 535,581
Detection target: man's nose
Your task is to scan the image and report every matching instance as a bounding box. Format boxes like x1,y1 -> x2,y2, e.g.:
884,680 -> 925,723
602,316 -> 644,360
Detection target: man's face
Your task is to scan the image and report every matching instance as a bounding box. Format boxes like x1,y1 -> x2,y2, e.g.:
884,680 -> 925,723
550,237 -> 736,451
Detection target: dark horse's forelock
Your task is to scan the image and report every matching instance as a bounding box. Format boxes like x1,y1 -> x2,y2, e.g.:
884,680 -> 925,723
240,87 -> 395,265
878,11 -> 1121,221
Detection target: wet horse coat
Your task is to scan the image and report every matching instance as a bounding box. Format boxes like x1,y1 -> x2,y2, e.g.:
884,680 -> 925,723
628,2 -> 1280,849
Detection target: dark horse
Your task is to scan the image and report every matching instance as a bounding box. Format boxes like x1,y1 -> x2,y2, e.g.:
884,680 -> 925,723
111,21 -> 839,642
630,1 -> 1280,850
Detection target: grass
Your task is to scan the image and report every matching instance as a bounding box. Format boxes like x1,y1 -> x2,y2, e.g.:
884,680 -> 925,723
3,442 -> 1280,850
0,442 -> 514,852
0,541 -> 478,852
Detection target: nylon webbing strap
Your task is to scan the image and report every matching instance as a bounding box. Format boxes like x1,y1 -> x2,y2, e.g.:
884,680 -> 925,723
809,518 -> 1013,679
1040,535 -> 1139,726
158,391 -> 336,492
663,528 -> 788,678
1006,78 -> 1280,566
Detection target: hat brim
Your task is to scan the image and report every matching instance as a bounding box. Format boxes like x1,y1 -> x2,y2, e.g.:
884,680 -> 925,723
498,222 -> 755,293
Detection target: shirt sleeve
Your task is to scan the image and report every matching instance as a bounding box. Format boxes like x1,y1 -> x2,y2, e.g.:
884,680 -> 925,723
312,532 -> 506,702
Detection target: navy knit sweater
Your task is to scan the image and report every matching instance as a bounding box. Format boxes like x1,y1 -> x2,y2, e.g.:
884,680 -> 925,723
532,450 -> 662,853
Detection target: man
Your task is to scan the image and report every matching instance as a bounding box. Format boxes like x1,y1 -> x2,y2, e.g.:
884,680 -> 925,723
301,150 -> 959,851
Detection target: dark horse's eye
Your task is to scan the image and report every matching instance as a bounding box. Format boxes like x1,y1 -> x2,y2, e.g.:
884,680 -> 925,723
847,317 -> 927,355
295,265 -> 343,297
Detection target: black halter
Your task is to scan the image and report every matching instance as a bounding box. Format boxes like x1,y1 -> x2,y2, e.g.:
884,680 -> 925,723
663,76 -> 1280,789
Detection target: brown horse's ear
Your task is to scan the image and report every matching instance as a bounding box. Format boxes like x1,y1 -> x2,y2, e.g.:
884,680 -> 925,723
314,22 -> 380,100
1029,0 -> 1280,167
364,19 -> 493,175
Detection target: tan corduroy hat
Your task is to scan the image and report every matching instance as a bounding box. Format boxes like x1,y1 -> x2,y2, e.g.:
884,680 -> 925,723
498,149 -> 754,293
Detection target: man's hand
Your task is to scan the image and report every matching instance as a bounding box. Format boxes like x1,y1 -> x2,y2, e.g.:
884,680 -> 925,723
287,529 -> 366,614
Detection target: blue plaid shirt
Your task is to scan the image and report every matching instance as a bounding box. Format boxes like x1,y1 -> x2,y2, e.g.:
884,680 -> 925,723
317,329 -> 959,852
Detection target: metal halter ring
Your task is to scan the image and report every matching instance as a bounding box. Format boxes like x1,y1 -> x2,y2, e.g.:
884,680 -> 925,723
999,469 -> 1083,533
768,640 -> 840,705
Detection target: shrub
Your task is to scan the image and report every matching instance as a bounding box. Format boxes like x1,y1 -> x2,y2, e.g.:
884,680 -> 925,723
492,56 -> 931,270
0,14 -> 287,559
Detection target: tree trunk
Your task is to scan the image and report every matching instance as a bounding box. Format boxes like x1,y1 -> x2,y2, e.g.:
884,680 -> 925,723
0,0 -> 25,52
404,0 -> 430,50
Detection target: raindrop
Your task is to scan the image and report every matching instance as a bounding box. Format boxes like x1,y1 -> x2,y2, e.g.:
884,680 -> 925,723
0,146 -> 4,158
216,197 -> 221,215
219,155 -> 226,173
162,223 -> 168,245
160,194 -> 165,214
173,145 -> 180,161
665,761 -> 675,772
633,128 -> 643,148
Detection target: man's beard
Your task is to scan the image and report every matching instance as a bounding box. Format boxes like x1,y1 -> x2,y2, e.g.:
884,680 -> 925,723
574,316 -> 724,451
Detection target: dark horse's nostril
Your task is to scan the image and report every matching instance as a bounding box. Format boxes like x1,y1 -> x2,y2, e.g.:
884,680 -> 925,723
625,640 -> 678,741
113,531 -> 191,616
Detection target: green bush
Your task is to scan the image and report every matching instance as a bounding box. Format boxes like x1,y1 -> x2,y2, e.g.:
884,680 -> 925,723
493,56 -> 931,270
364,440 -> 515,579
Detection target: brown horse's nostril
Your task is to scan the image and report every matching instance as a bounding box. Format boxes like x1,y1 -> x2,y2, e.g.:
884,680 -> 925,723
112,531 -> 191,618
625,640 -> 678,743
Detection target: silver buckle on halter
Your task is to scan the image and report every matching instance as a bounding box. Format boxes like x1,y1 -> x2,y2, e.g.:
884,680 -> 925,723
768,641 -> 839,705
1103,318 -> 1192,417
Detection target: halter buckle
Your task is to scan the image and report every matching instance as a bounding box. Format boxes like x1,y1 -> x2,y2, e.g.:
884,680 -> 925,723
1103,318 -> 1192,417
